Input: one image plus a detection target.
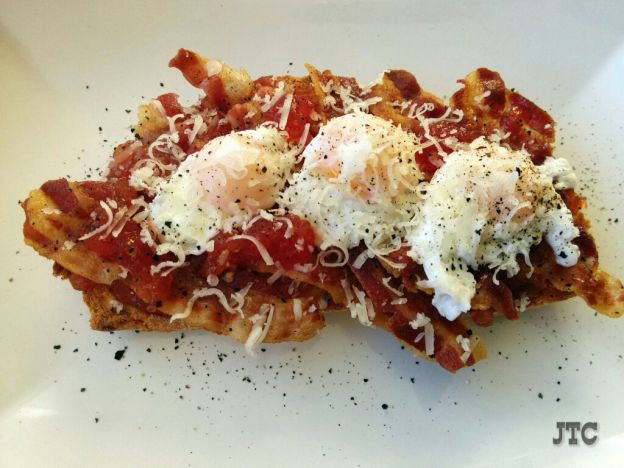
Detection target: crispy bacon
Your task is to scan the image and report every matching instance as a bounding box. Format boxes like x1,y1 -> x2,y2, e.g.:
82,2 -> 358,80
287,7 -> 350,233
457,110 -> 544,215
41,179 -> 84,216
476,273 -> 519,321
450,68 -> 555,164
349,251 -> 486,372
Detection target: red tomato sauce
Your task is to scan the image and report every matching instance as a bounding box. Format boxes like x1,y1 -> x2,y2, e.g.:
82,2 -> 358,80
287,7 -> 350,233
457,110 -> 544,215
203,215 -> 317,277
76,181 -> 173,304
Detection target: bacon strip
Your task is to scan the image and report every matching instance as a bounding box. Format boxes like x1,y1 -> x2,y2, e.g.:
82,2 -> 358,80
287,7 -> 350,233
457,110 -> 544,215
348,252 -> 486,372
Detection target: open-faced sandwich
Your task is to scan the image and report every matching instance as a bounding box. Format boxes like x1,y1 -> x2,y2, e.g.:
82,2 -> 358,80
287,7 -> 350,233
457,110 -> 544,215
22,49 -> 624,372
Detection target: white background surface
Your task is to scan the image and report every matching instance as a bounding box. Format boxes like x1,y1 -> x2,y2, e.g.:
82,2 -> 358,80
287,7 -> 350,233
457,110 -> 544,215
1,1 -> 624,467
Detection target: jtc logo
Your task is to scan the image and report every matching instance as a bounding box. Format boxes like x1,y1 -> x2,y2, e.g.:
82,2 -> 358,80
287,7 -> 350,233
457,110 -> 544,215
552,422 -> 598,445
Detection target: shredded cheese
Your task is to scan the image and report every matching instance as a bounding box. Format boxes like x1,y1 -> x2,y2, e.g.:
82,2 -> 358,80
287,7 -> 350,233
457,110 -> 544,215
267,269 -> 283,285
78,201 -> 114,241
456,334 -> 473,363
382,277 -> 404,297
260,81 -> 286,112
244,303 -> 275,356
340,278 -> 374,326
109,299 -> 124,314
42,207 -> 62,215
278,93 -> 293,130
150,243 -> 186,276
230,235 -> 275,266
274,216 -> 294,238
352,249 -> 373,269
186,114 -> 204,145
293,298 -> 303,322
172,286 -> 245,322
319,247 -> 348,268
409,313 -> 434,356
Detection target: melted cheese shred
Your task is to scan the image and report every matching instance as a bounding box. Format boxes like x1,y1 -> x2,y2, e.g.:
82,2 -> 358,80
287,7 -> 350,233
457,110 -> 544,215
245,304 -> 275,356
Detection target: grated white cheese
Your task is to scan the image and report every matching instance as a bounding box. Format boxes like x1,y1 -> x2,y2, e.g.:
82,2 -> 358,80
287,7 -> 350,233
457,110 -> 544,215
515,293 -> 531,313
172,285 -> 248,322
230,235 -> 275,266
278,93 -> 293,130
42,207 -> 62,215
352,249 -> 374,269
230,283 -> 253,313
341,278 -> 374,326
409,313 -> 435,356
139,222 -> 155,247
293,298 -> 303,322
244,303 -> 275,356
474,90 -> 492,104
185,114 -> 205,145
266,269 -> 283,285
382,276 -> 404,297
259,81 -> 286,112
150,243 -> 186,276
319,247 -> 348,268
109,299 -> 124,313
78,200 -> 115,241
456,334 -> 473,363
274,216 -> 294,239
287,281 -> 300,296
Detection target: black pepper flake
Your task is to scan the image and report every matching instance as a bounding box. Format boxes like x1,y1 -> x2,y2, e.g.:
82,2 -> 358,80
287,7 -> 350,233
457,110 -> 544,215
80,387 -> 86,392
53,345 -> 61,350
114,349 -> 126,360
538,392 -> 543,399
381,403 -> 389,410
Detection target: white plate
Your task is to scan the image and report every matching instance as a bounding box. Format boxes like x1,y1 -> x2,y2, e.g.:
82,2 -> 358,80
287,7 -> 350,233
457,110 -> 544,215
1,1 -> 624,466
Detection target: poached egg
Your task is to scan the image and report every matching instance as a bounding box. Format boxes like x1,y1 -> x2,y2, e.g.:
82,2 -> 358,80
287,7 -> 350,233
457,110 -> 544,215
280,112 -> 424,257
407,137 -> 579,320
149,126 -> 295,255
